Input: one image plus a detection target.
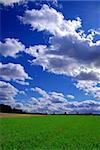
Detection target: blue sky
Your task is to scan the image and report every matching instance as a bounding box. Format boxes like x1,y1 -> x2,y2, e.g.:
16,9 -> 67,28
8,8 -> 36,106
0,0 -> 100,114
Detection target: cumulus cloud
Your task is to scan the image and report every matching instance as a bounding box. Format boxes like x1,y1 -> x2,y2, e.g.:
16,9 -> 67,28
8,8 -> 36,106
49,91 -> 66,103
33,87 -> 49,98
0,63 -> 31,84
0,81 -> 18,104
17,99 -> 100,114
2,85 -> 98,114
15,80 -> 30,85
1,4 -> 99,113
18,90 -> 26,95
22,5 -> 100,79
0,38 -> 25,57
19,4 -> 81,36
0,0 -> 26,6
20,5 -> 100,99
18,87 -> 100,114
66,95 -> 75,99
26,45 -> 47,58
75,81 -> 100,100
14,102 -> 24,109
0,0 -> 57,6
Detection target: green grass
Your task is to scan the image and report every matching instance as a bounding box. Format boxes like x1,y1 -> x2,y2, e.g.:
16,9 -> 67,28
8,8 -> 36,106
0,115 -> 100,150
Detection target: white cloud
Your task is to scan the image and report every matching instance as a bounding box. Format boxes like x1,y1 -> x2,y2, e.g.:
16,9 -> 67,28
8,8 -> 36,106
33,87 -> 66,103
0,0 -> 58,6
26,45 -> 47,58
0,63 -> 31,84
16,80 -> 29,85
0,0 -> 26,6
18,90 -> 26,95
75,80 -> 100,100
66,95 -> 75,99
0,38 -> 25,57
23,5 -> 100,80
0,81 -> 18,104
19,4 -> 81,36
49,91 -> 66,103
14,99 -> 100,114
33,87 -> 49,98
0,4 -> 99,112
2,85 -> 98,114
27,87 -> 100,114
22,5 -> 100,99
14,102 -> 24,109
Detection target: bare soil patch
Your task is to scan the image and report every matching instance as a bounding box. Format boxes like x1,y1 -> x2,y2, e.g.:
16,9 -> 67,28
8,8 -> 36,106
0,113 -> 47,118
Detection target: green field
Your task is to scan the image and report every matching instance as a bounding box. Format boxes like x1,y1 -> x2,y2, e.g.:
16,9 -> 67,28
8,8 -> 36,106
0,115 -> 100,150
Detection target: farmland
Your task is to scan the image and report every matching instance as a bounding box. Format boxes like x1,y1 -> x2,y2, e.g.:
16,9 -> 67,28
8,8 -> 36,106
0,114 -> 100,150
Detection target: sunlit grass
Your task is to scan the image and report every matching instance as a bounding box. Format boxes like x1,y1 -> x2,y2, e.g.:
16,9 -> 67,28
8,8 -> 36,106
0,115 -> 100,150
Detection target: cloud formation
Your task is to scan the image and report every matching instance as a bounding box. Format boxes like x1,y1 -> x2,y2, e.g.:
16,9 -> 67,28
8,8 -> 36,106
22,5 -> 100,77
0,81 -> 18,104
0,38 -> 25,57
1,84 -> 99,114
20,5 -> 100,99
19,4 -> 81,36
66,95 -> 75,99
0,3 -> 99,114
0,0 -> 26,6
15,87 -> 100,114
75,81 -> 100,100
0,0 -> 57,6
0,63 -> 31,84
33,87 -> 49,98
33,87 -> 66,103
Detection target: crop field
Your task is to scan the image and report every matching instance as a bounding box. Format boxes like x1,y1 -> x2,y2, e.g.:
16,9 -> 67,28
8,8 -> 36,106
0,114 -> 100,150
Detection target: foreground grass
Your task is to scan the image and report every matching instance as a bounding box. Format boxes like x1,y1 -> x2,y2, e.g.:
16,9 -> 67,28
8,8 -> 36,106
0,115 -> 100,150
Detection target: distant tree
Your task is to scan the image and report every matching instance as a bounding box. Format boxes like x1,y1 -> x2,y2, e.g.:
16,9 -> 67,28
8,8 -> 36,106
0,104 -> 23,113
53,112 -> 55,115
64,112 -> 67,115
13,108 -> 23,113
0,104 -> 12,113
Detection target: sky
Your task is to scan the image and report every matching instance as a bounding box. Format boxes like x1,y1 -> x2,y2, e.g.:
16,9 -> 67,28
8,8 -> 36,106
0,0 -> 100,114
